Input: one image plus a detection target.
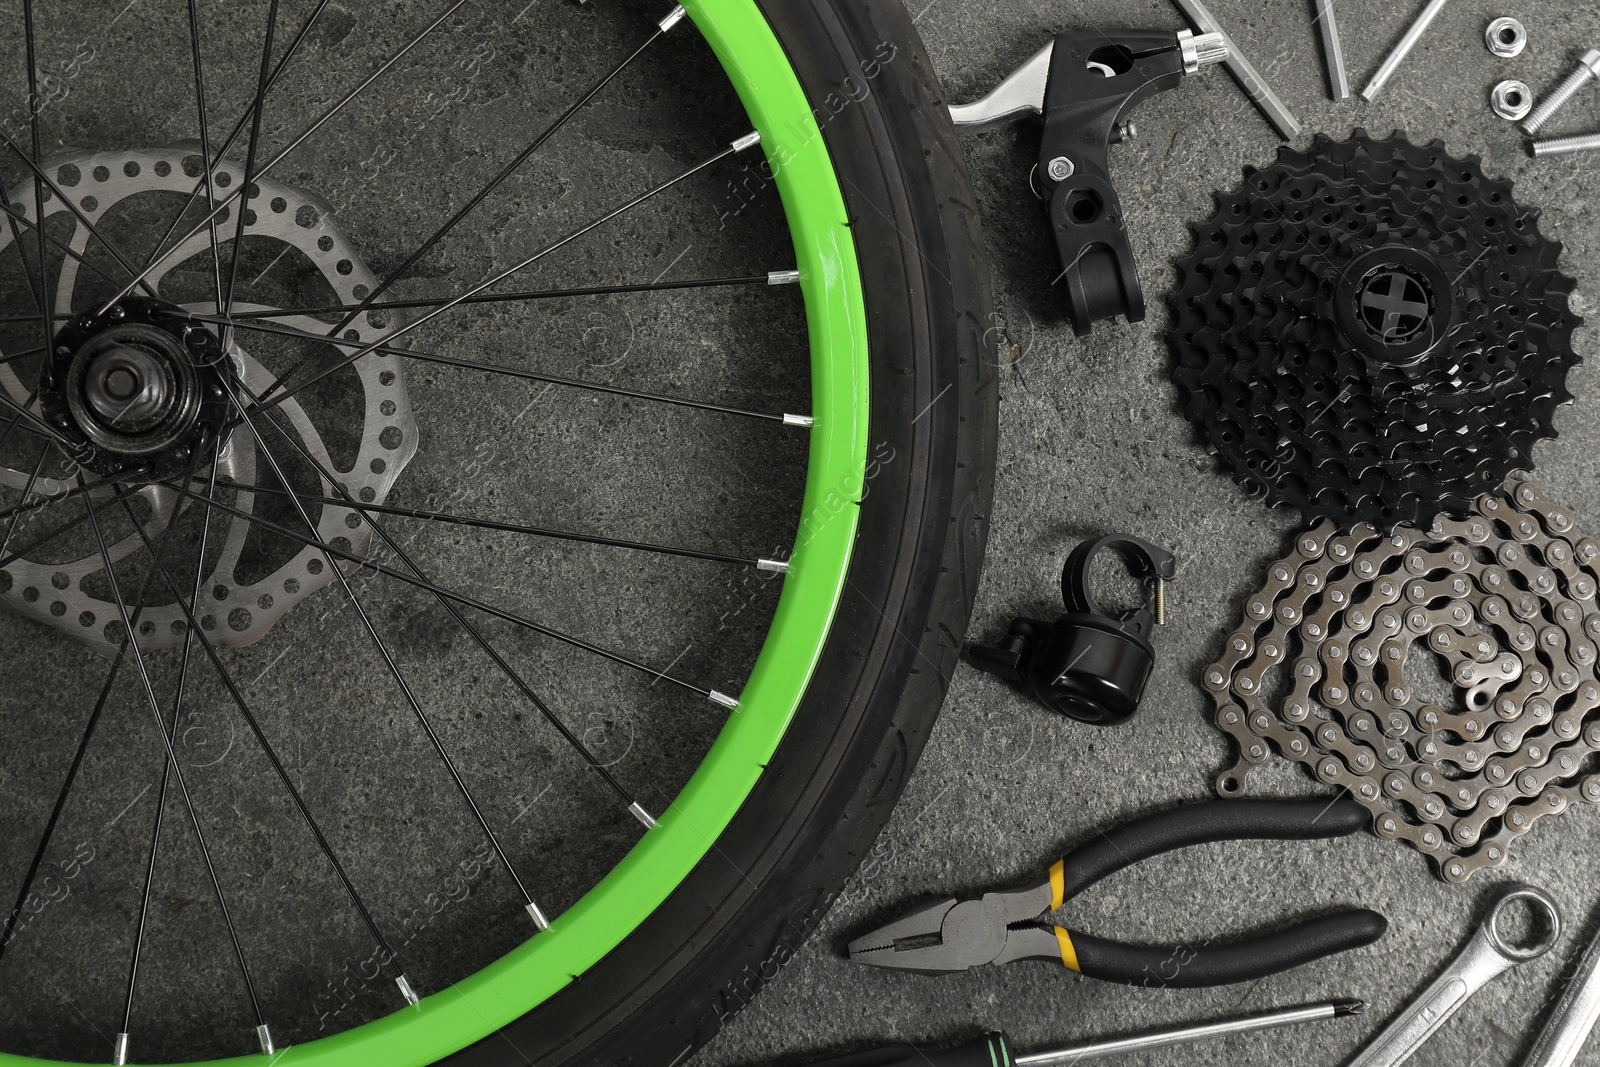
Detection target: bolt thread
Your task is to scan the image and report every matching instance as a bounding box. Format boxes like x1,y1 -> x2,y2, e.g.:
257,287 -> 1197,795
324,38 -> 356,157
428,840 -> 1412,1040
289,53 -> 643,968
1523,66 -> 1597,134
1532,131 -> 1600,157
1155,579 -> 1168,625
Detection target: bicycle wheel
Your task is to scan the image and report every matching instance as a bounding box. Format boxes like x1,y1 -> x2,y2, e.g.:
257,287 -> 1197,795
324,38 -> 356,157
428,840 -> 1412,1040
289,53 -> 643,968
0,0 -> 994,1064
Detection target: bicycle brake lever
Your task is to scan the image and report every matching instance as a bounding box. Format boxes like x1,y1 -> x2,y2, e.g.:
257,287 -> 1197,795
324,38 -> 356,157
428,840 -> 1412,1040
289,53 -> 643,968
950,29 -> 1227,336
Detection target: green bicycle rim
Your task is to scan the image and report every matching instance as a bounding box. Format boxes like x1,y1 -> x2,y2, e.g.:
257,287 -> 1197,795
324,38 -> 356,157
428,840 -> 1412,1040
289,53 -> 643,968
0,1 -> 869,1064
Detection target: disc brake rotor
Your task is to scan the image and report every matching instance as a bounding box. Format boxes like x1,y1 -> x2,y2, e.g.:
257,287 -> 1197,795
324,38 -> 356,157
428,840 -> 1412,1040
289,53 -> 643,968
0,144 -> 417,650
1169,130 -> 1583,526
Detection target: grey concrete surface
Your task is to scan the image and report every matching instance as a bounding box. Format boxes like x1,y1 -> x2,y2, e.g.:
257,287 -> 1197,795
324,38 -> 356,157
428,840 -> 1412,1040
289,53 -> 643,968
700,2 -> 1600,1066
0,1 -> 1597,1065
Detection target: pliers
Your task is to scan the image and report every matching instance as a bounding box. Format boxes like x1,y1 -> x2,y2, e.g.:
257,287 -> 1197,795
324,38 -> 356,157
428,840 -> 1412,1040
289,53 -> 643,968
847,797 -> 1386,988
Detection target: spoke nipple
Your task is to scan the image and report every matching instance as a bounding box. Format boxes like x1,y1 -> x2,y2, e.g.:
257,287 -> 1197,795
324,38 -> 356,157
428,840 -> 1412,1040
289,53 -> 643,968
757,557 -> 790,575
114,1033 -> 130,1066
658,4 -> 687,32
782,413 -> 815,429
767,269 -> 802,286
256,1024 -> 275,1056
731,130 -> 763,153
526,901 -> 552,931
396,974 -> 421,1006
629,801 -> 658,829
708,689 -> 741,710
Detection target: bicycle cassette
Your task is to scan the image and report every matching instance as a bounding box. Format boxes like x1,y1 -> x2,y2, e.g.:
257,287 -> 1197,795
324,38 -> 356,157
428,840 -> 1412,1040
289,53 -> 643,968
1170,131 -> 1582,526
1207,478 -> 1600,883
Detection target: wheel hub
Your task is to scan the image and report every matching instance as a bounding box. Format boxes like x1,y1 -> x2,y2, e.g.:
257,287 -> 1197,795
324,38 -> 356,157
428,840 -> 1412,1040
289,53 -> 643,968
0,145 -> 418,652
42,296 -> 231,478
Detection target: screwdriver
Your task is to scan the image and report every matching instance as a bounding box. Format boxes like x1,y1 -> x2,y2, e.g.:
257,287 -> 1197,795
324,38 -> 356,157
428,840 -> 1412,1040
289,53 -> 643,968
798,999 -> 1364,1066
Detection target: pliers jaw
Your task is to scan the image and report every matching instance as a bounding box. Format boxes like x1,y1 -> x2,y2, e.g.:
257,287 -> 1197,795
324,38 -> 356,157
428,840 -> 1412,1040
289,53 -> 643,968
846,882 -> 1056,975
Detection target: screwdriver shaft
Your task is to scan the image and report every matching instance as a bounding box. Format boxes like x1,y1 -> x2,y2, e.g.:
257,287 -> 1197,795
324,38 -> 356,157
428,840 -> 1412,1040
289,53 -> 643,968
1017,1000 -> 1363,1066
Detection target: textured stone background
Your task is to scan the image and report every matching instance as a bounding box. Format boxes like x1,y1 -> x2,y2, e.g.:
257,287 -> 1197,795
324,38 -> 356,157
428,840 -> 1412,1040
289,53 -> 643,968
0,1 -> 1597,1064
703,1 -> 1600,1065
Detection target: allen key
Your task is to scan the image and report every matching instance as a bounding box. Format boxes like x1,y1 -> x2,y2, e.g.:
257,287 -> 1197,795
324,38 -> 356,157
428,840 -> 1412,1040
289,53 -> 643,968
1170,0 -> 1302,139
1314,0 -> 1350,100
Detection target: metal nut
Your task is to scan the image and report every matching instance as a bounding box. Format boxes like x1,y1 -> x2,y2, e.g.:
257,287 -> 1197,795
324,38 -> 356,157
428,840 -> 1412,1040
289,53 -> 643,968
1046,155 -> 1075,181
1492,79 -> 1534,121
1486,17 -> 1527,58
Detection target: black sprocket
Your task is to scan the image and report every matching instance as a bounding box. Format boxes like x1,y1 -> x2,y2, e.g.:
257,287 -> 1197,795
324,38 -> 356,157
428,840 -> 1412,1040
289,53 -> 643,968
1169,130 -> 1582,526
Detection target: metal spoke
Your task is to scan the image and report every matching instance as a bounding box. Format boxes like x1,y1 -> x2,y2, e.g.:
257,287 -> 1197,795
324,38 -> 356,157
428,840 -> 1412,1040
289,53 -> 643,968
0,389 -> 75,447
215,380 -> 557,919
102,0 -> 473,313
0,181 -> 46,324
0,645 -> 128,966
186,0 -> 228,318
118,456 -> 224,1063
245,393 -> 668,832
79,468 -> 271,1056
174,311 -> 810,426
0,459 -> 194,970
162,478 -> 733,705
0,441 -> 51,559
257,131 -> 766,406
0,384 -> 43,454
0,477 -> 151,569
113,464 -> 418,1011
139,0 -> 335,281
0,198 -> 126,290
229,272 -> 788,321
221,0 -> 280,347
213,480 -> 785,570
0,129 -> 160,299
325,8 -> 687,339
21,0 -> 53,361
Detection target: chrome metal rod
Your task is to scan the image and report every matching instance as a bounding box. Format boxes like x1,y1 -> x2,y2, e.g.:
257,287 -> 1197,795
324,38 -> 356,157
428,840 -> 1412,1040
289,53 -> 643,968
1361,0 -> 1450,101
1017,1000 -> 1364,1066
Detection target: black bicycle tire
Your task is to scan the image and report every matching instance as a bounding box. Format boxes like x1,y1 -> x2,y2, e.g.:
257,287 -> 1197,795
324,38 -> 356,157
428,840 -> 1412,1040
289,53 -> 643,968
440,0 -> 997,1063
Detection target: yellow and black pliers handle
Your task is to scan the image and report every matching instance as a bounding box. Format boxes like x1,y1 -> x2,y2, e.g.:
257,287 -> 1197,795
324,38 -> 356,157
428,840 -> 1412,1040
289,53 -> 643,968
846,796 -> 1386,987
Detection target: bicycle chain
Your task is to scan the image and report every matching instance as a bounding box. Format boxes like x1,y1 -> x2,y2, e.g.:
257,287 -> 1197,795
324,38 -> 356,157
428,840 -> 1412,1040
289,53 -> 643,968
1208,477 -> 1600,882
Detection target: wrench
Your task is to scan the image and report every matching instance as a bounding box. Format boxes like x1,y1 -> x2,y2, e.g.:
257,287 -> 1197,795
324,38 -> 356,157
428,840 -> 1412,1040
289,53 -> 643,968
1348,885 -> 1562,1067
1523,920 -> 1600,1067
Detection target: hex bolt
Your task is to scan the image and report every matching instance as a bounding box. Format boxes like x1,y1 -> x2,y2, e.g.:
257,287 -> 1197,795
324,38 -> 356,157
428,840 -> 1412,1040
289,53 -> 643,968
1046,155 -> 1075,181
1522,49 -> 1600,134
1532,131 -> 1600,158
